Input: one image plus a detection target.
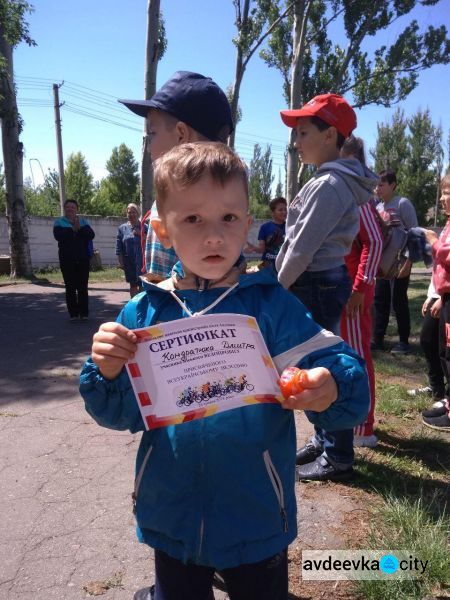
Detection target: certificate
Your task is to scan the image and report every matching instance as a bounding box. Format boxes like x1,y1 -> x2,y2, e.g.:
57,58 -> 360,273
126,313 -> 283,429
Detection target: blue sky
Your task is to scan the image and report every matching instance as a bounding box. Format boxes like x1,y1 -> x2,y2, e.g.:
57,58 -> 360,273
14,0 -> 450,189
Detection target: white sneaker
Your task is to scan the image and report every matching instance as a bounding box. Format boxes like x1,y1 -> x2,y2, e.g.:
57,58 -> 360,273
430,399 -> 447,409
407,386 -> 432,397
354,434 -> 378,448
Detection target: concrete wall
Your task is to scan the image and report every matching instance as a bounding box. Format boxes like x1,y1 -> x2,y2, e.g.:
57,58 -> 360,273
0,215 -> 265,269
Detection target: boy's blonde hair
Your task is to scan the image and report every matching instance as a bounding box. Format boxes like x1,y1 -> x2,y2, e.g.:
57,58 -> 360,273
154,142 -> 248,212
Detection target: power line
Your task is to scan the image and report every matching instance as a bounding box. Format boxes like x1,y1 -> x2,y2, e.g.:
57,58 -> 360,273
16,74 -> 290,164
63,104 -> 142,132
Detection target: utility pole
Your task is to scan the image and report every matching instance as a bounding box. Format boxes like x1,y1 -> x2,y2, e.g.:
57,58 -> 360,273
53,83 -> 65,215
141,0 -> 161,214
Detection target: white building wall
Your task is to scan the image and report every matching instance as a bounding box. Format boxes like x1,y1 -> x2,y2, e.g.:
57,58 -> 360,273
0,215 -> 265,269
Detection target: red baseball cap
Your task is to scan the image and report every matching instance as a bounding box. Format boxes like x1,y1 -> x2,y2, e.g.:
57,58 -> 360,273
280,93 -> 356,138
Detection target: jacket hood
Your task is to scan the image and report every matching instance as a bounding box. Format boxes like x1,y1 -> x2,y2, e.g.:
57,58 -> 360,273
317,158 -> 378,207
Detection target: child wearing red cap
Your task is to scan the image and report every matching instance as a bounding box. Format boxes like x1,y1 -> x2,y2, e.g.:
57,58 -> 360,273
276,93 -> 375,481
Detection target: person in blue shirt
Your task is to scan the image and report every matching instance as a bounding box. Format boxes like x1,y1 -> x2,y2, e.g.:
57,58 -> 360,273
247,197 -> 287,270
80,142 -> 369,600
116,203 -> 145,297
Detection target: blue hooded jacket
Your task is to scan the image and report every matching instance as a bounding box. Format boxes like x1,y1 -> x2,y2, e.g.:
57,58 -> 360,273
80,268 -> 369,569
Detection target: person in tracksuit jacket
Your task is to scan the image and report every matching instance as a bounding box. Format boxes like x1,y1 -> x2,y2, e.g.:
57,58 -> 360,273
79,143 -> 369,600
53,198 -> 95,320
339,136 -> 383,449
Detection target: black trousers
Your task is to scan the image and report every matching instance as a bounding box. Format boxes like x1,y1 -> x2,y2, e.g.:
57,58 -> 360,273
439,294 -> 450,401
373,276 -> 411,344
153,548 -> 288,600
60,258 -> 90,317
420,299 -> 448,399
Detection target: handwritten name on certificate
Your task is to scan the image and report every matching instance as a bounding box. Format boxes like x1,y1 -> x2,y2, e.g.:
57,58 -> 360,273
126,313 -> 283,429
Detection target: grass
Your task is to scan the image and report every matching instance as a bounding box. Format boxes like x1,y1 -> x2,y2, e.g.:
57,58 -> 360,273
350,273 -> 450,599
354,494 -> 449,600
375,383 -> 430,417
0,266 -> 124,286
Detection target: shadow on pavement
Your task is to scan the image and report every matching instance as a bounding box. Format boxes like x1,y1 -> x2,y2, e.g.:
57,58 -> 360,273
0,282 -> 129,407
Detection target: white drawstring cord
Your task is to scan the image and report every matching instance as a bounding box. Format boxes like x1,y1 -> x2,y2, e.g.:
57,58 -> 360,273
169,283 -> 239,317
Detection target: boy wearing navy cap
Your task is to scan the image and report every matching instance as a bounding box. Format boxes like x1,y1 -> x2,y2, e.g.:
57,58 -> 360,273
120,71 -> 234,284
276,93 -> 377,482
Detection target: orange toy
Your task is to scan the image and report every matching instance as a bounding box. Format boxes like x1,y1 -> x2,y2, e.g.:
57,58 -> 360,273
279,367 -> 308,399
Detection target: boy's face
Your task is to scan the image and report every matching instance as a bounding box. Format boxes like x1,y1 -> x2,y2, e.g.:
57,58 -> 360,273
146,110 -> 181,161
375,178 -> 396,202
440,185 -> 450,216
294,117 -> 336,166
272,203 -> 287,224
153,175 -> 251,280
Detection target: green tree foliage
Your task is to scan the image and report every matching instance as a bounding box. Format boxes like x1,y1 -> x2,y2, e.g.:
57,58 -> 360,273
275,168 -> 284,197
372,108 -> 443,224
262,0 -> 449,107
23,169 -> 61,216
64,152 -> 94,213
90,144 -> 139,216
248,143 -> 274,218
371,108 -> 409,176
104,144 -> 139,205
258,0 -> 450,200
229,0 -> 292,147
0,0 -> 35,74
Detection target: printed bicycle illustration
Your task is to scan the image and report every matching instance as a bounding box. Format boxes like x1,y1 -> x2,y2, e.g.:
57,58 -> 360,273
176,374 -> 254,407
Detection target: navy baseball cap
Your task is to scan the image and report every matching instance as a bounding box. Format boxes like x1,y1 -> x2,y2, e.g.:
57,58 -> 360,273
119,71 -> 234,142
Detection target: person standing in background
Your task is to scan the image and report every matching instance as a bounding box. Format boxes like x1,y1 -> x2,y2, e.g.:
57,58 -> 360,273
116,203 -> 145,298
245,197 -> 287,270
339,136 -> 383,448
371,169 -> 418,354
53,199 -> 95,321
422,173 -> 450,431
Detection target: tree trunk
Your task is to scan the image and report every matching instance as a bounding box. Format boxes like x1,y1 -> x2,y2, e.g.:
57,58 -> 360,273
229,0 -> 250,149
0,26 -> 33,278
141,0 -> 160,214
286,0 -> 311,203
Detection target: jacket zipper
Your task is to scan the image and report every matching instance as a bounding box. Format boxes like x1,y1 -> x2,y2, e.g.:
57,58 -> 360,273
197,421 -> 206,560
263,450 -> 289,533
132,445 -> 153,514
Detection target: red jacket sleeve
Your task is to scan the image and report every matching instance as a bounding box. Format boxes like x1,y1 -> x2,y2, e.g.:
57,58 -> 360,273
353,203 -> 383,293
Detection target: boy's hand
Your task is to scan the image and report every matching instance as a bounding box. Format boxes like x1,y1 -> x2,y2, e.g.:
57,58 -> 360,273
279,367 -> 337,412
92,322 -> 137,380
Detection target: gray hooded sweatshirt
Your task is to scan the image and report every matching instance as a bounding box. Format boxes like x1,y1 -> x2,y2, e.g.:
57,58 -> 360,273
276,158 -> 377,289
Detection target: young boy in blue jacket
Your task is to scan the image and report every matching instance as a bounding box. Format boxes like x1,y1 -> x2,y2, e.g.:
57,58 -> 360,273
80,142 -> 369,600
